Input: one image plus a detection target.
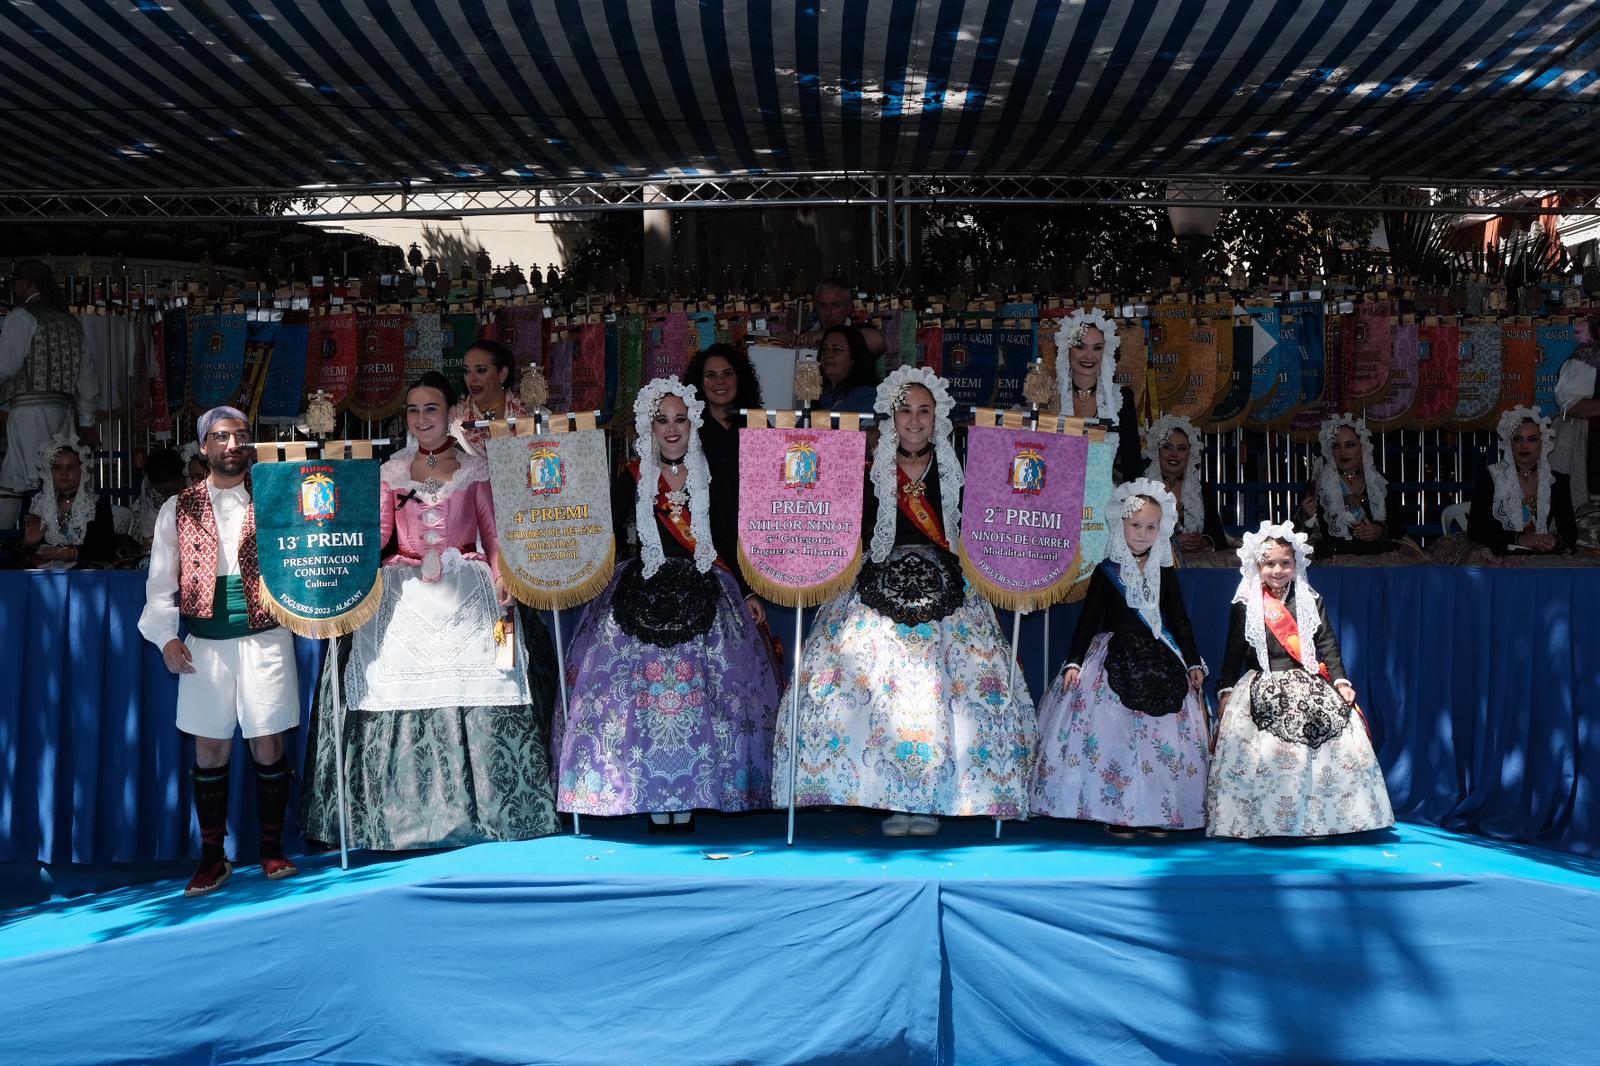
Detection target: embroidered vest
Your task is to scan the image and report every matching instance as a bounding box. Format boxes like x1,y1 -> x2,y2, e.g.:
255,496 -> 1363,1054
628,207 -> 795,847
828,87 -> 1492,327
0,304 -> 85,407
175,480 -> 274,631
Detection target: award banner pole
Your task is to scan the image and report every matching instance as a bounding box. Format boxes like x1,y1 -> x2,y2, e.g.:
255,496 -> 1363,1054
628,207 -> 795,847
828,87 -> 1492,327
786,604 -> 804,847
998,608 -> 1026,841
550,609 -> 579,836
328,637 -> 351,870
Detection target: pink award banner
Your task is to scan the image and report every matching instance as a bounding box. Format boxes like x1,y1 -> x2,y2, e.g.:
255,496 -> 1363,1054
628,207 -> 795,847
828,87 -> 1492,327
958,425 -> 1088,613
736,425 -> 866,607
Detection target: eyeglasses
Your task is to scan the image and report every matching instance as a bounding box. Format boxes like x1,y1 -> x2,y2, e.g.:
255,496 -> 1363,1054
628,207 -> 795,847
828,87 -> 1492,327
207,429 -> 253,445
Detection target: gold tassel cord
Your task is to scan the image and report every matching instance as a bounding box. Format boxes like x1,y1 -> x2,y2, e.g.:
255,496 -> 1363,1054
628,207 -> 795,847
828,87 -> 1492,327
501,540 -> 617,611
737,543 -> 864,609
257,573 -> 384,640
957,542 -> 1082,614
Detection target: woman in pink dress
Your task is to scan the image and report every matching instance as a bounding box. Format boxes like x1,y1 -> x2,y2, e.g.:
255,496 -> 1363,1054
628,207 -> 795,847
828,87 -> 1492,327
301,371 -> 560,849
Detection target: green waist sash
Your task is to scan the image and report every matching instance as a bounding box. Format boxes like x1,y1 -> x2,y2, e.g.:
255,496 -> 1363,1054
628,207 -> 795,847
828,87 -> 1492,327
184,576 -> 262,640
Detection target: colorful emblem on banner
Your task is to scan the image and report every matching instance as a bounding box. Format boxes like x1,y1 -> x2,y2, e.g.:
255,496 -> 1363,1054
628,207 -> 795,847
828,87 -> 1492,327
528,444 -> 565,496
738,426 -> 866,607
784,440 -> 820,488
299,472 -> 339,522
959,426 -> 1087,613
1010,447 -> 1045,495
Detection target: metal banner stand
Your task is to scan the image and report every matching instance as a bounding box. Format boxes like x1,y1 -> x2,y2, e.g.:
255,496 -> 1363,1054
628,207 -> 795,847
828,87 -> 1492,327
327,637 -> 351,870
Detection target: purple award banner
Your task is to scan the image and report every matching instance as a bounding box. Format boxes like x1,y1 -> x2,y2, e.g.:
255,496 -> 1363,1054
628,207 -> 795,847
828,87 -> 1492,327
959,425 -> 1088,613
736,426 -> 866,607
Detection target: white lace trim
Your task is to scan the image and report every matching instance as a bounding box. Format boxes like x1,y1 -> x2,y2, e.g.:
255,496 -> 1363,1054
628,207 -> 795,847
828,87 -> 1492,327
1104,477 -> 1176,611
1141,414 -> 1204,534
633,377 -> 715,576
32,435 -> 96,547
1053,308 -> 1121,422
1315,413 -> 1387,538
1232,521 -> 1320,675
381,445 -> 490,505
869,366 -> 963,563
1488,406 -> 1554,534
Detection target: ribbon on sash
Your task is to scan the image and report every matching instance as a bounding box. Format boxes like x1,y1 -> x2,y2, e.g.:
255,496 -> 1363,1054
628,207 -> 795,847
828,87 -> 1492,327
896,464 -> 948,550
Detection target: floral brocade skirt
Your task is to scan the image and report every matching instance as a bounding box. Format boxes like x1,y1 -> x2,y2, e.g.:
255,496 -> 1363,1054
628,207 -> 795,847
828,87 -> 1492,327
553,561 -> 781,816
1030,633 -> 1209,829
773,547 -> 1036,818
299,601 -> 561,851
1205,668 -> 1394,839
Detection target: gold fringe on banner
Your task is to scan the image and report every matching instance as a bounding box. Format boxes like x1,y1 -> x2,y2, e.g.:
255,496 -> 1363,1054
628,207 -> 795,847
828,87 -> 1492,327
737,543 -> 863,609
256,573 -> 384,640
1062,570 -> 1093,604
958,542 -> 1081,614
501,540 -> 617,612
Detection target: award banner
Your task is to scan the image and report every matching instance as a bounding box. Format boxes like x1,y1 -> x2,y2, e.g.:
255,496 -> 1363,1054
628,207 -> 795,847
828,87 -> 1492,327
544,330 -> 575,413
1148,305 -> 1194,409
1286,300 -> 1327,407
690,309 -> 718,352
1367,320 -> 1419,431
716,311 -> 750,348
256,310 -> 310,424
1250,308 -> 1303,428
1245,308 -> 1284,409
1497,321 -> 1538,416
311,309 -> 359,412
487,423 -> 615,610
252,450 -> 383,638
1411,321 -> 1461,430
1066,432 -> 1115,602
737,425 -> 866,607
148,313 -> 171,435
644,311 -> 691,380
236,313 -> 279,421
571,321 -> 607,415
162,305 -> 188,418
350,311 -> 408,420
1206,317 -> 1253,433
942,321 -> 1000,410
1293,312 -> 1349,441
916,324 -> 945,375
187,311 -> 248,413
441,310 -> 479,402
601,319 -> 620,425
1451,322 -> 1503,430
1164,319 -> 1218,422
958,424 -> 1087,613
1347,302 -> 1393,404
404,311 -> 442,381
1534,319 -> 1576,419
1112,317 -> 1149,422
496,302 -> 544,378
616,313 -> 645,421
994,321 -> 1037,409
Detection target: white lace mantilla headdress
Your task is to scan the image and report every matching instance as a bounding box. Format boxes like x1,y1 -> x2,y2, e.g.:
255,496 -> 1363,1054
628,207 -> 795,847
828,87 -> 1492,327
179,440 -> 203,465
870,366 -> 963,563
634,377 -> 715,576
1054,308 -> 1121,422
1488,405 -> 1554,534
1232,522 -> 1320,675
1315,413 -> 1387,539
1142,414 -> 1204,534
30,434 -> 97,547
1105,478 -> 1177,610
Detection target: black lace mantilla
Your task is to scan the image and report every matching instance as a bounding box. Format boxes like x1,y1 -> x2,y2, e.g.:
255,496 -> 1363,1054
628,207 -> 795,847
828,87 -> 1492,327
1105,629 -> 1189,717
612,558 -> 720,647
1248,668 -> 1351,749
857,548 -> 965,626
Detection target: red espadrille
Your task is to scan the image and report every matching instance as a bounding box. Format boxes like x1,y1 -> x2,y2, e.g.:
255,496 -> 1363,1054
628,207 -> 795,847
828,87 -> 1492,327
183,857 -> 233,897
261,856 -> 299,881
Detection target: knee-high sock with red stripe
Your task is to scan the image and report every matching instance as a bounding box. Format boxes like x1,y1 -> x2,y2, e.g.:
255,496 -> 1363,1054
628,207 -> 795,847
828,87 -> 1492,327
253,756 -> 292,862
192,763 -> 231,867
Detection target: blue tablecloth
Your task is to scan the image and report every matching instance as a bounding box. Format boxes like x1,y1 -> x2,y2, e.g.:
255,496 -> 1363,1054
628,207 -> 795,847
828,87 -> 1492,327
3,566 -> 1597,862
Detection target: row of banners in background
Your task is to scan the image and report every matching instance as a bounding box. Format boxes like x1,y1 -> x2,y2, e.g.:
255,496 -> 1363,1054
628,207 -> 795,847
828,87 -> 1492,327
254,417 -> 1103,642
153,300 -> 1595,438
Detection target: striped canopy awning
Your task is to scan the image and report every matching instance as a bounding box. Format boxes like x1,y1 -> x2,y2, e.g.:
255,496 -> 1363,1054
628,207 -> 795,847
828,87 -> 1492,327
4,0 -> 1599,195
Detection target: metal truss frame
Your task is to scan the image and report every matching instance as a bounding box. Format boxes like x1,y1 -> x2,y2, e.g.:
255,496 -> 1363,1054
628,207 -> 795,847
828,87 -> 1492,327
4,173 -> 1599,223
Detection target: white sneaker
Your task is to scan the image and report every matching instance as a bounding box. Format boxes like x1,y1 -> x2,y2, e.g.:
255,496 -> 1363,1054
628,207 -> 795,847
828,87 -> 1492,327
907,815 -> 941,837
881,813 -> 912,836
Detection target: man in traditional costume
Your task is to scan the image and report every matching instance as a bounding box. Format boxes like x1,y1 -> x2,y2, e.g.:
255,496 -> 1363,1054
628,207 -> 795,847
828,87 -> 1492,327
139,405 -> 300,896
0,260 -> 99,530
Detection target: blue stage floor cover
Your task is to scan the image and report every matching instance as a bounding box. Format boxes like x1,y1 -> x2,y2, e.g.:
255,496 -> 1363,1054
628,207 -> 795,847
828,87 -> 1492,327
2,813 -> 1597,1065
